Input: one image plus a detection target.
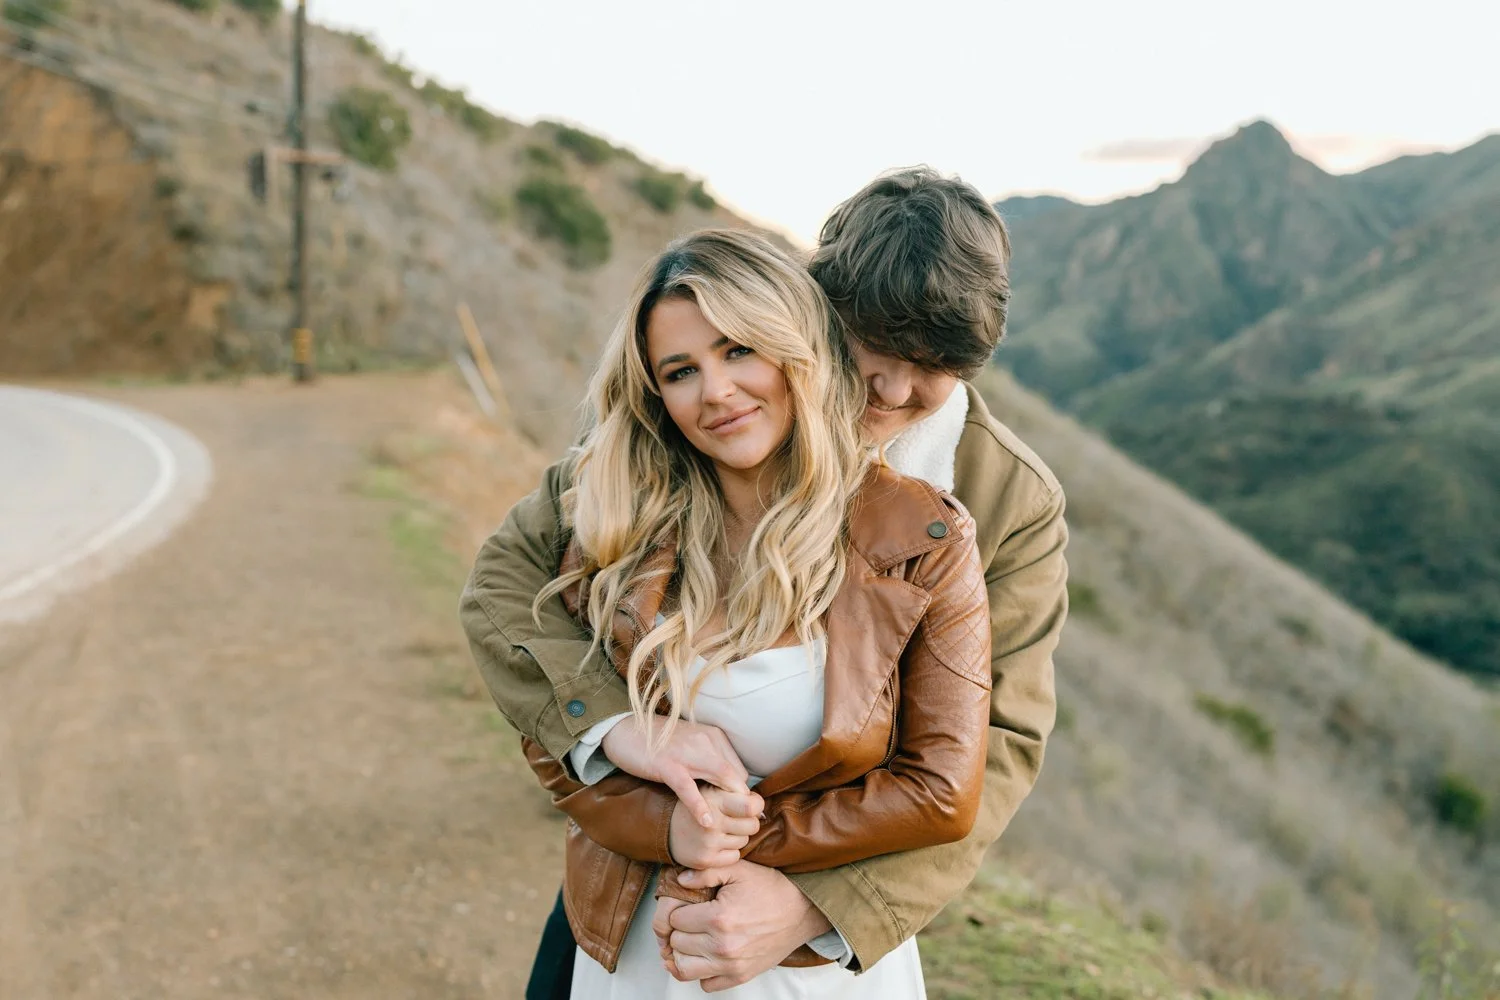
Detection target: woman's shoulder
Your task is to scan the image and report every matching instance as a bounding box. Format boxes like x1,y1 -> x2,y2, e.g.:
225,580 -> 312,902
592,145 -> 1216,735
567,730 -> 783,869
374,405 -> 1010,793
847,465 -> 976,573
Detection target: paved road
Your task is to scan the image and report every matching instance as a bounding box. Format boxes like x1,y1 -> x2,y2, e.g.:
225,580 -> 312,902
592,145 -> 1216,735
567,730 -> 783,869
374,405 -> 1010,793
0,386 -> 212,625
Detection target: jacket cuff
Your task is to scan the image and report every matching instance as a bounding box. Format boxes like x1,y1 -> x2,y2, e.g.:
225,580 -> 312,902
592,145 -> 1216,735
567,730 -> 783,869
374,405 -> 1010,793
565,712 -> 631,784
528,658 -> 634,761
807,928 -> 855,968
785,864 -> 903,974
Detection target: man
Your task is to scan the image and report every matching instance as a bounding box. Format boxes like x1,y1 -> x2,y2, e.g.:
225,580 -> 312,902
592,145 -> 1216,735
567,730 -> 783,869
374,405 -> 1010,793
461,166 -> 1068,997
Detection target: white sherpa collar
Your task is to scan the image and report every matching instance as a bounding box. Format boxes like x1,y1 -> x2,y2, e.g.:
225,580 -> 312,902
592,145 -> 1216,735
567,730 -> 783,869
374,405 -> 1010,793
878,382 -> 969,491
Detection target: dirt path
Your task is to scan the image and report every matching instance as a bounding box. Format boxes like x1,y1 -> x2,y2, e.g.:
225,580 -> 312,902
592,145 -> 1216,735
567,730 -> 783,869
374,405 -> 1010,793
0,373 -> 562,999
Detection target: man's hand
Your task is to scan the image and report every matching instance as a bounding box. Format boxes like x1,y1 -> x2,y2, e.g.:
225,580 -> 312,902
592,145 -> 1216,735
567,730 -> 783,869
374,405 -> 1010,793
667,786 -> 763,869
653,860 -> 834,992
601,716 -> 750,827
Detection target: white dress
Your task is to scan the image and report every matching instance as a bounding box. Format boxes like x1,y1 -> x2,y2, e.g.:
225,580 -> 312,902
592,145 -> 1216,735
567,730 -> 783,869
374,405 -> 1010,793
569,638 -> 927,999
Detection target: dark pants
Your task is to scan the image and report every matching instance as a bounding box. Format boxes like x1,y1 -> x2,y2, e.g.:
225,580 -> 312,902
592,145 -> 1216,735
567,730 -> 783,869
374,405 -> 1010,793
526,888 -> 577,1000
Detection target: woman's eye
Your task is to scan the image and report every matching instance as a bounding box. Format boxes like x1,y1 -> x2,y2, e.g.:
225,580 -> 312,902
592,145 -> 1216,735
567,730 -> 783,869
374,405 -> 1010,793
663,366 -> 695,383
727,345 -> 754,359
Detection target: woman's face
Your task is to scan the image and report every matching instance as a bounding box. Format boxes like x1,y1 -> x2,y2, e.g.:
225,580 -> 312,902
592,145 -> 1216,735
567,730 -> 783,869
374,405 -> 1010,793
644,296 -> 793,478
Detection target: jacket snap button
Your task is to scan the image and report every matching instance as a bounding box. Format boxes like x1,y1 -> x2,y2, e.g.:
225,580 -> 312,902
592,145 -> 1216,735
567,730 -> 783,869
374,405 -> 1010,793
566,699 -> 586,718
927,520 -> 949,539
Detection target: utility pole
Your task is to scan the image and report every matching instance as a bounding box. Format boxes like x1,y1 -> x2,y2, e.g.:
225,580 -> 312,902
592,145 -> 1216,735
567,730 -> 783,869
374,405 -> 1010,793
288,0 -> 312,382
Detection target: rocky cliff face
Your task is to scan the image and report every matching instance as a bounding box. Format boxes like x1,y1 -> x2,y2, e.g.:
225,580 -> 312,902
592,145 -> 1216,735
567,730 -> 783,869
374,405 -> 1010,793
0,52 -> 219,374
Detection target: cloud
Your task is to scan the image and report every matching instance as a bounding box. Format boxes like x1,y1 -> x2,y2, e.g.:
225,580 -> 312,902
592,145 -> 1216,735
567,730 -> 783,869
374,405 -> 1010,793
1082,137 -> 1209,163
1290,134 -> 1446,167
1084,131 -> 1451,172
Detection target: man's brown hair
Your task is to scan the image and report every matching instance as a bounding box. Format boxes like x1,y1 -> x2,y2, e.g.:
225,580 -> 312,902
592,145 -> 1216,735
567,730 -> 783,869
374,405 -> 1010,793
808,166 -> 1012,380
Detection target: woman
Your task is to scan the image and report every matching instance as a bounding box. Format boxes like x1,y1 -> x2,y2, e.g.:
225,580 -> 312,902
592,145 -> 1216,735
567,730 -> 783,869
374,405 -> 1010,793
523,229 -> 993,998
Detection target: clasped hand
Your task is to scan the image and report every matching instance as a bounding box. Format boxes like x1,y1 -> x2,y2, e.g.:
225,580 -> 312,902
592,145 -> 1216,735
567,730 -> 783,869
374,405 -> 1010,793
599,715 -> 764,867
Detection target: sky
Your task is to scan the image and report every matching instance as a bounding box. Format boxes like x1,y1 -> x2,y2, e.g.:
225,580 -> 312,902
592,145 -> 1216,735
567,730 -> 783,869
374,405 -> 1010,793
307,0 -> 1499,243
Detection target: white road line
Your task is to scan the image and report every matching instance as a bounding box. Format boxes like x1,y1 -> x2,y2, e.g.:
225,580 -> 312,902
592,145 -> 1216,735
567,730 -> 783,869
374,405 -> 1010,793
0,388 -> 179,604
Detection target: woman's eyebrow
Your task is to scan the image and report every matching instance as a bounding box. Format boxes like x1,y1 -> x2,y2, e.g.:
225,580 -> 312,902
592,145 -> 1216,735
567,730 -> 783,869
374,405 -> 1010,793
654,338 -> 730,375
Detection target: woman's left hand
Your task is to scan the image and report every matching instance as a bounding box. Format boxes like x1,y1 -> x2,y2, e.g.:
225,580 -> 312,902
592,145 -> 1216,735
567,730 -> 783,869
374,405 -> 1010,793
667,785 -> 764,869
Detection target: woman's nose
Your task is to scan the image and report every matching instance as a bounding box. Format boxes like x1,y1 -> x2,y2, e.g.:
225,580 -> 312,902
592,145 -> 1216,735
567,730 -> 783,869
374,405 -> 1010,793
700,364 -> 735,402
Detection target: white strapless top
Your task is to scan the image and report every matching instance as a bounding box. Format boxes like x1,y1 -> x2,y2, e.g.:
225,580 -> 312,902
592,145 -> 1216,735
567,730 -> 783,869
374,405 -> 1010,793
679,638 -> 826,781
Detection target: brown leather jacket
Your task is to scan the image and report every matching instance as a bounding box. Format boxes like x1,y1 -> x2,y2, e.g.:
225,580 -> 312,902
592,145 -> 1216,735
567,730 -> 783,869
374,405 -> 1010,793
521,465 -> 993,972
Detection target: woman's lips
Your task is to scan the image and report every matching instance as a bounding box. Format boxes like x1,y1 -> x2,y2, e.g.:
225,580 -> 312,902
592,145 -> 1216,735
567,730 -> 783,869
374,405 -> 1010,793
706,407 -> 759,433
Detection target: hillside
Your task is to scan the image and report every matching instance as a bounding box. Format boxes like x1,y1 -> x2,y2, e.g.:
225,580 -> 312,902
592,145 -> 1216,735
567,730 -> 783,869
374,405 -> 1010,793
0,0 -> 774,450
968,368 -> 1499,998
997,121 -> 1500,679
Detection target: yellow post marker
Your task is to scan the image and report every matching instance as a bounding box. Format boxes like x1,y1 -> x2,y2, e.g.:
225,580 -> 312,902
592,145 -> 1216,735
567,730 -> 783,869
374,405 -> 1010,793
456,303 -> 511,421
292,327 -> 314,383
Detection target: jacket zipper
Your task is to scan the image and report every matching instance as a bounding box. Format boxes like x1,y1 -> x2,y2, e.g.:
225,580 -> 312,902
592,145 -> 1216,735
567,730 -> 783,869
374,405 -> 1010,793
880,675 -> 899,766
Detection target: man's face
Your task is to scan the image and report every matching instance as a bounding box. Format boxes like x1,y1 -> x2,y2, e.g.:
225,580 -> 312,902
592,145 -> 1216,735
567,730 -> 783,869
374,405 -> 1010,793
849,339 -> 959,445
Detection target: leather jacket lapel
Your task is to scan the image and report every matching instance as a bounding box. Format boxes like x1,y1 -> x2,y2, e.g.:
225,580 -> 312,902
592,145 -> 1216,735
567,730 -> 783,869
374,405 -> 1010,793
752,548 -> 930,797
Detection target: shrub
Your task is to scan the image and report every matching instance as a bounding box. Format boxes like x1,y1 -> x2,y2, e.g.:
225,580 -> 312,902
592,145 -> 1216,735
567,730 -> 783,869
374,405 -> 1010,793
229,0 -> 278,21
329,87 -> 412,171
633,170 -> 683,214
688,179 -> 716,211
457,102 -> 508,142
547,122 -> 615,165
1277,614 -> 1321,645
475,190 -> 510,223
169,0 -> 216,10
1416,902 -> 1500,1000
1067,579 -> 1105,618
410,79 -> 508,142
1194,693 -> 1275,757
521,144 -> 563,171
1431,773 -> 1487,838
380,60 -> 414,89
514,177 -> 611,269
2,0 -> 66,28
344,30 -> 380,58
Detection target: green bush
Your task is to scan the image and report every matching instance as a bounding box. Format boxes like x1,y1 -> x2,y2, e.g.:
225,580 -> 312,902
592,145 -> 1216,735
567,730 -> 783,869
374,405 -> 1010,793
382,64 -> 414,89
169,0 -> 216,11
229,0 -> 278,21
457,102 -> 508,142
344,30 -> 380,58
515,177 -> 611,269
1194,693 -> 1275,757
414,79 -> 508,142
1431,773 -> 1487,838
329,87 -> 412,171
475,190 -> 510,223
547,122 -> 615,165
521,144 -> 563,172
2,0 -> 67,28
633,170 -> 683,214
1067,579 -> 1105,618
687,179 -> 716,211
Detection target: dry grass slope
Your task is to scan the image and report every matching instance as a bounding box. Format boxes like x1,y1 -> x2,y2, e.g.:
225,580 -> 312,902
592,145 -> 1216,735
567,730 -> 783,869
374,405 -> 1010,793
974,367 -> 1500,998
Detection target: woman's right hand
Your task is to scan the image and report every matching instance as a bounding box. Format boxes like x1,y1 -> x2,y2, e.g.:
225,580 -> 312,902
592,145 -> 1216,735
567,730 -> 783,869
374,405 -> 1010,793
668,785 -> 764,869
601,716 -> 752,828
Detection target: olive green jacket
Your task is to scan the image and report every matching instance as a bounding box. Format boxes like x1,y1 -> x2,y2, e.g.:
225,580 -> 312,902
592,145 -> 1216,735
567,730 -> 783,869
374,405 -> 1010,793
460,384 -> 1068,970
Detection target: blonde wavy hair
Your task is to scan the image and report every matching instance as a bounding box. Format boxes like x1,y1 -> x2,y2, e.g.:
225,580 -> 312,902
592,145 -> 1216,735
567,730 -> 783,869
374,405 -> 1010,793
535,229 -> 871,744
